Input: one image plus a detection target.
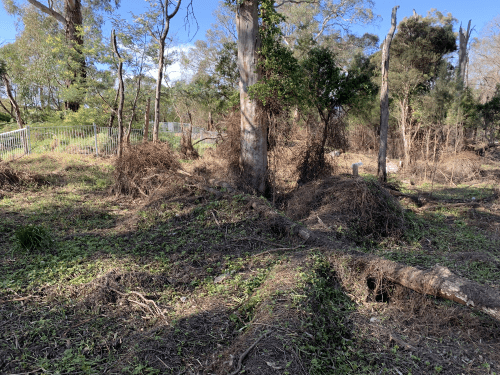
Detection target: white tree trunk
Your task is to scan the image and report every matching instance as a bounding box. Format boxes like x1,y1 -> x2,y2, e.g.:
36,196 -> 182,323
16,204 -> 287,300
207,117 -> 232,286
153,39 -> 166,143
377,6 -> 398,181
143,97 -> 150,142
237,0 -> 267,193
111,30 -> 124,157
150,0 -> 182,143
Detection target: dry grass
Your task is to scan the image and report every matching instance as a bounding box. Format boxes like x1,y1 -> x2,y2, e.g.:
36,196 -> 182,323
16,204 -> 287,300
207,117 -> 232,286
439,151 -> 482,182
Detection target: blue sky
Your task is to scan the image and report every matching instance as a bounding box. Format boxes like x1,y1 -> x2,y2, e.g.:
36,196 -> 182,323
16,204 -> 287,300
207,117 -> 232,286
0,0 -> 498,60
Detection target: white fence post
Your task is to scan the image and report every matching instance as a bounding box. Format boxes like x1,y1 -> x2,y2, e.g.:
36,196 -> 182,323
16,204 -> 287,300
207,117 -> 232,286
93,123 -> 99,157
26,126 -> 31,155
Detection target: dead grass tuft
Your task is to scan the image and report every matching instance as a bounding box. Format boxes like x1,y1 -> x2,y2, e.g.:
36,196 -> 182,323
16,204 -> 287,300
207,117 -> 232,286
287,175 -> 405,241
214,110 -> 241,169
111,142 -> 182,197
439,151 -> 482,182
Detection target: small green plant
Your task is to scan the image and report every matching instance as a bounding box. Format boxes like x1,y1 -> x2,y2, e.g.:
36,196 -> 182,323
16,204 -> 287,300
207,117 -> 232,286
14,224 -> 53,251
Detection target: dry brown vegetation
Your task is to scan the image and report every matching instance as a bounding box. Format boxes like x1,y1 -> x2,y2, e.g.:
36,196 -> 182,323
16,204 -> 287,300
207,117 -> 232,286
0,162 -> 47,191
287,175 -> 405,242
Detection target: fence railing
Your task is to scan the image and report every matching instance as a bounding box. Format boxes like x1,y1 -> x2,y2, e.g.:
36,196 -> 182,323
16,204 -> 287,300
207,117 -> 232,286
0,123 -> 220,161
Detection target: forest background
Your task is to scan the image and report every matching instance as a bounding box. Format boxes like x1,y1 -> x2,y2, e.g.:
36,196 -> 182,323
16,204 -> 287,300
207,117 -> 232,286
1,0 -> 500,188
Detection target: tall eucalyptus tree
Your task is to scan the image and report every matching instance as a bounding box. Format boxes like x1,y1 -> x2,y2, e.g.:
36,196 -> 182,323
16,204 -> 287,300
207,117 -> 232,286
2,0 -> 120,111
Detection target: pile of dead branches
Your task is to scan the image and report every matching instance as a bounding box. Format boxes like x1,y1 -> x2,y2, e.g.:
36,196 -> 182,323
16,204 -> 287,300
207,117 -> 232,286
287,175 -> 405,242
0,163 -> 46,191
111,142 -> 182,197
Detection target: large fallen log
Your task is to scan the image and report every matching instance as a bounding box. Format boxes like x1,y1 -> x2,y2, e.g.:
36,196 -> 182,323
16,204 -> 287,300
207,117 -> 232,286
190,179 -> 500,321
345,256 -> 500,321
248,196 -> 500,322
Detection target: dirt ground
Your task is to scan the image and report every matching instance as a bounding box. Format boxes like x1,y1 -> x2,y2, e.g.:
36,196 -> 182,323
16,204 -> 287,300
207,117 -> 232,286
0,147 -> 499,375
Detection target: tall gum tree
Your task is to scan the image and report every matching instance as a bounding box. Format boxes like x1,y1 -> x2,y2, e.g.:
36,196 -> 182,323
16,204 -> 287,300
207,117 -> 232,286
236,0 -> 266,193
137,0 -> 194,143
233,0 -> 376,193
2,0 -> 120,111
377,5 -> 398,182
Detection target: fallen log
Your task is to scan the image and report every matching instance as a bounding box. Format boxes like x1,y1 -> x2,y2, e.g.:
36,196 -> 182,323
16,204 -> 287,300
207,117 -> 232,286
247,195 -> 500,322
190,180 -> 500,322
345,256 -> 500,321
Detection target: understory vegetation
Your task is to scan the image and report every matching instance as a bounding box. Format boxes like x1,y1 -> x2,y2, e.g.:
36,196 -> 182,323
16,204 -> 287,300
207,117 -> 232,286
1,147 -> 499,374
1,0 -> 500,374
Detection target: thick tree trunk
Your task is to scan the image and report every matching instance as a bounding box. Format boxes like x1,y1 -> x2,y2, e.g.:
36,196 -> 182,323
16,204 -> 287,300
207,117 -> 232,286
457,20 -> 472,89
237,0 -> 267,193
111,30 -> 124,157
345,257 -> 500,322
143,97 -> 150,142
378,6 -> 398,182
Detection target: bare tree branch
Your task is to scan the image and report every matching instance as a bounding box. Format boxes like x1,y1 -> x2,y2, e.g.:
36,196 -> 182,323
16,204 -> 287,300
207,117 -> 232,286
26,0 -> 65,24
275,0 -> 318,9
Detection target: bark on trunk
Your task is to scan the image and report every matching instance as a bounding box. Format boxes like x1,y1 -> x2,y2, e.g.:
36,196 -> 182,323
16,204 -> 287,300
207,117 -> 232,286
378,6 -> 398,182
2,74 -> 24,129
151,0 -> 182,143
237,0 -> 267,193
346,257 -> 500,322
111,30 -> 124,157
107,89 -> 120,130
457,20 -> 472,89
143,97 -> 150,142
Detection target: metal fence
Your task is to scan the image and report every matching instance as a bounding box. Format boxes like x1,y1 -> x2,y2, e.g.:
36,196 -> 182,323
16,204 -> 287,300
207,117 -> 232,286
0,123 -> 220,161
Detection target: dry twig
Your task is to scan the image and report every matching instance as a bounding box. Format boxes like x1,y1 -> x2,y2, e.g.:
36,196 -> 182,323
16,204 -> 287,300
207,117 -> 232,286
229,331 -> 271,375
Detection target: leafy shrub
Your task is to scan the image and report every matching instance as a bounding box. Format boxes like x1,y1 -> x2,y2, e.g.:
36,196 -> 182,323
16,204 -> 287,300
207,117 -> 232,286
14,224 -> 53,251
0,112 -> 11,123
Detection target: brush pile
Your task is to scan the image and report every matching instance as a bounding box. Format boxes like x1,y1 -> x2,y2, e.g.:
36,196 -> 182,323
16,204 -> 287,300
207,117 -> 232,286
287,175 -> 405,242
111,142 -> 182,197
0,163 -> 46,191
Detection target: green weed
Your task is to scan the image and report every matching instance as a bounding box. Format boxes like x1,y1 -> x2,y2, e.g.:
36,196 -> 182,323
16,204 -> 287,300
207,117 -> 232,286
14,224 -> 54,252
